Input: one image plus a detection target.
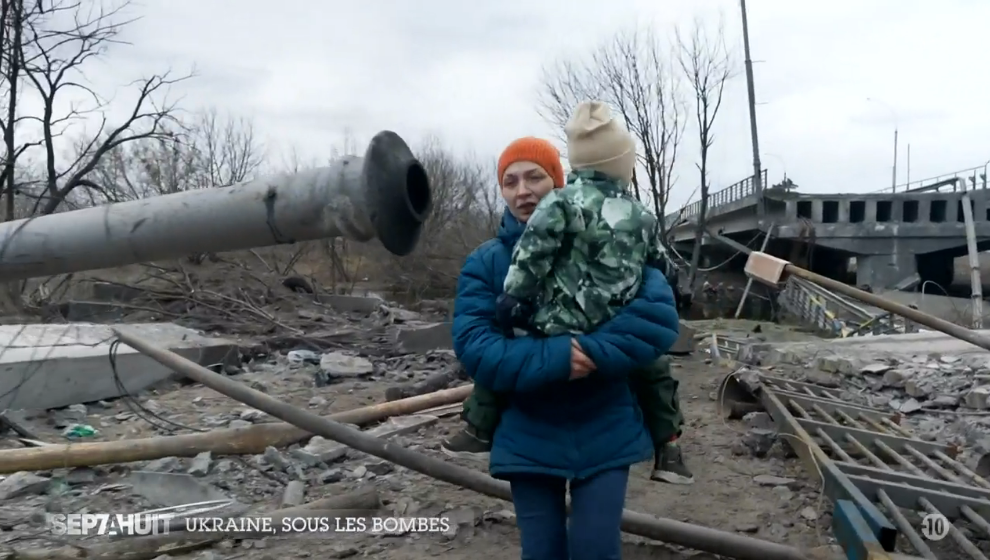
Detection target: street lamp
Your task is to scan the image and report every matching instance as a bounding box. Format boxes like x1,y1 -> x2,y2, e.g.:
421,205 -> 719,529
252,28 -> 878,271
866,97 -> 899,191
763,153 -> 786,182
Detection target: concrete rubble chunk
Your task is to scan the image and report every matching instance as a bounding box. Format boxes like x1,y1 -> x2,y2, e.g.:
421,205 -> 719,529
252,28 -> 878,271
904,379 -> 931,398
928,395 -> 959,409
319,352 -> 375,379
296,436 -> 349,465
144,457 -> 181,473
892,398 -> 922,414
860,363 -> 892,376
263,447 -> 291,471
0,323 -> 237,411
127,471 -> 230,508
741,428 -> 777,458
239,409 -> 267,422
882,369 -> 910,388
0,473 -> 50,500
814,356 -> 857,375
742,412 -> 775,431
281,480 -> 305,507
65,468 -> 97,485
394,322 -> 453,353
964,386 -> 990,409
188,452 -> 212,477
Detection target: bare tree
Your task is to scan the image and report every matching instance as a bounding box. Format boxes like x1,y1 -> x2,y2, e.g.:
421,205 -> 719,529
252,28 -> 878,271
4,0 -> 192,215
537,27 -> 685,234
83,108 -> 265,204
676,18 -> 734,289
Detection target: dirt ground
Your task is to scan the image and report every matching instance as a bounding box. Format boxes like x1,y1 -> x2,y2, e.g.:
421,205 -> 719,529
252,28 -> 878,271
0,318 -> 835,560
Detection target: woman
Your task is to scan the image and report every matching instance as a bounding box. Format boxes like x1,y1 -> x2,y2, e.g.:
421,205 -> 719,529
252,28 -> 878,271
451,137 -> 681,559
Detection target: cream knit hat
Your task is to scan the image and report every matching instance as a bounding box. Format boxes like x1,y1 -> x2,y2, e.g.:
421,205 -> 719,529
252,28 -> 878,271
565,100 -> 636,184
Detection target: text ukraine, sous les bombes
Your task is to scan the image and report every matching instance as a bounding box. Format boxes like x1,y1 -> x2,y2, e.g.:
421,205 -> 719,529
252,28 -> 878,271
185,516 -> 451,534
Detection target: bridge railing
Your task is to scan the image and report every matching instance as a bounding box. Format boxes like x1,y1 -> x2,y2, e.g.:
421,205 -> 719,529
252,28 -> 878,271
872,163 -> 989,194
664,169 -> 767,227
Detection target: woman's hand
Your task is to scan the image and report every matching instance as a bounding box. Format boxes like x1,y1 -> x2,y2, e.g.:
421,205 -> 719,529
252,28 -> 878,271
570,338 -> 596,380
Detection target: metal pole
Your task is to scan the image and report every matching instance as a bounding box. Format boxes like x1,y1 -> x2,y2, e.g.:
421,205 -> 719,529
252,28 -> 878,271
740,0 -> 764,215
959,179 -> 984,328
867,98 -> 898,192
892,128 -> 898,191
114,329 -> 811,560
0,131 -> 432,281
734,223 -> 774,318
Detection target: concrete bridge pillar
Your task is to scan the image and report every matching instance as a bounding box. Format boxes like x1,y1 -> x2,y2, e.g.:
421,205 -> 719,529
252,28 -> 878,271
837,200 -> 850,223
811,200 -> 824,222
864,201 -> 877,222
855,252 -> 917,290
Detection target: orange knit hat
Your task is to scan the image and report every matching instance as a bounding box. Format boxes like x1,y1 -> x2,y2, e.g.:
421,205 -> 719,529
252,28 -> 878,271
497,137 -> 565,188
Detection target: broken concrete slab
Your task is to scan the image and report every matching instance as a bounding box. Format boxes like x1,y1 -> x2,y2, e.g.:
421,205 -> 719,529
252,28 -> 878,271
744,329 -> 990,373
394,322 -> 452,353
0,472 -> 49,500
0,323 -> 238,410
320,353 -> 375,379
308,414 -> 439,462
127,471 -> 231,509
321,294 -> 384,314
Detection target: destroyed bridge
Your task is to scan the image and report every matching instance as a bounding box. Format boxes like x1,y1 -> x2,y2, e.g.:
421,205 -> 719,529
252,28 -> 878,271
666,164 -> 990,291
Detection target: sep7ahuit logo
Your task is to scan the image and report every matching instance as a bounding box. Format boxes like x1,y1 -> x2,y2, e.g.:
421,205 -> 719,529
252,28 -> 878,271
47,513 -> 173,537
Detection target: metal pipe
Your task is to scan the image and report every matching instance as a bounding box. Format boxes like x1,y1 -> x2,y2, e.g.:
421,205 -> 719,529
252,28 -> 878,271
114,329 -> 811,560
708,230 -> 990,352
0,131 -> 432,280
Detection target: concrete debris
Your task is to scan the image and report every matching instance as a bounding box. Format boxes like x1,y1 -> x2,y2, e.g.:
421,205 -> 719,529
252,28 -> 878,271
859,363 -> 893,376
188,452 -> 213,476
281,480 -> 306,507
743,328 -> 990,450
964,386 -> 990,409
740,428 -> 777,458
0,323 -> 237,411
394,322 -> 453,353
0,472 -> 50,500
742,412 -> 775,431
127,471 -> 230,508
319,352 -> 376,381
0,303 -> 844,558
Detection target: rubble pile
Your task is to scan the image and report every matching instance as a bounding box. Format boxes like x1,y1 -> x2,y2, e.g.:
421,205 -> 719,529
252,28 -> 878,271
0,414 -> 512,556
741,338 -> 990,460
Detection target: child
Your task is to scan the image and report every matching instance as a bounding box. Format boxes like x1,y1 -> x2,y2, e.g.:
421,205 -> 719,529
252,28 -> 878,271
497,100 -> 666,337
443,102 -> 693,485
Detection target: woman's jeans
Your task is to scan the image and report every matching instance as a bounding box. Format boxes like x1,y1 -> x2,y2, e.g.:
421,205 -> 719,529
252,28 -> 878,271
509,467 -> 629,560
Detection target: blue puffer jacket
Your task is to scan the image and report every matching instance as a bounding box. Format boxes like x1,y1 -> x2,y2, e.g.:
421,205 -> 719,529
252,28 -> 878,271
452,209 -> 681,480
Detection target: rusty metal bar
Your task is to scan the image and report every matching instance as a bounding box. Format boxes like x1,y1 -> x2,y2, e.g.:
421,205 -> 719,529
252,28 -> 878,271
762,375 -> 990,560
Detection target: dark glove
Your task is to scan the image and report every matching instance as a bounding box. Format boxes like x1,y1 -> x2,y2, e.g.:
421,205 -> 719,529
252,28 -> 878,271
495,293 -> 534,335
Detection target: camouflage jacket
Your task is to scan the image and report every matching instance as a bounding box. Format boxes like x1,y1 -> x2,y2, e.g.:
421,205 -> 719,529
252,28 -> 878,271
503,169 -> 671,335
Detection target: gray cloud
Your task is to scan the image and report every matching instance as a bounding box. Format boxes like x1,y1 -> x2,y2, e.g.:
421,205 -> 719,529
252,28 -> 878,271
38,0 -> 990,209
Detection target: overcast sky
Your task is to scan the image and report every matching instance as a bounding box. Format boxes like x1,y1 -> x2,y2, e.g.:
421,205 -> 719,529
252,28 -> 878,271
58,0 -> 990,209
